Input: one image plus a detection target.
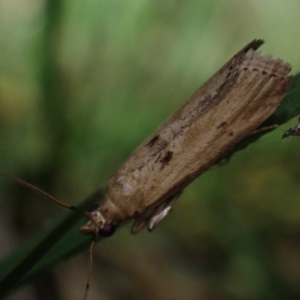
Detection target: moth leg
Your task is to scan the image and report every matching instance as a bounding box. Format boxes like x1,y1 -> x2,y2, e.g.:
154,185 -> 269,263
146,202 -> 172,232
131,190 -> 183,234
131,213 -> 148,234
282,115 -> 300,138
251,124 -> 277,135
147,191 -> 183,232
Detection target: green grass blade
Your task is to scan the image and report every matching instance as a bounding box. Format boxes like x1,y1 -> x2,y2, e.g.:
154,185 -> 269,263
0,189 -> 103,298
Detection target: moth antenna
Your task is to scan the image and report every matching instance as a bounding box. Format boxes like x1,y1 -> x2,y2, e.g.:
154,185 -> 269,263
83,237 -> 96,300
0,172 -> 76,210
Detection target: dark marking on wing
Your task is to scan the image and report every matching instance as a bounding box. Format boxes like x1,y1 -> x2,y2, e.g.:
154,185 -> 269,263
146,135 -> 160,148
217,121 -> 227,129
159,151 -> 173,167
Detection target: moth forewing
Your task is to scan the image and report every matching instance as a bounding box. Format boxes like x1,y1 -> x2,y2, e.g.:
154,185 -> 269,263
81,39 -> 291,236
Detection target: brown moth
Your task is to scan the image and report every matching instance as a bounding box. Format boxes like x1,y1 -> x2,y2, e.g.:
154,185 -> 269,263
0,39 -> 292,300
80,39 -> 291,237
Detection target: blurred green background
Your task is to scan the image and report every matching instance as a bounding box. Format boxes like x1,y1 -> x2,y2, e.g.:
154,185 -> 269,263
1,0 -> 300,299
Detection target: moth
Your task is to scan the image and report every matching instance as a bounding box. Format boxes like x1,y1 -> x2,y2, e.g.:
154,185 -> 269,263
80,39 -> 291,237
0,39 -> 291,299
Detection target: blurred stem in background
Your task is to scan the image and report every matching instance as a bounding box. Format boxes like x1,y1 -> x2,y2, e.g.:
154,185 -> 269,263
40,0 -> 67,160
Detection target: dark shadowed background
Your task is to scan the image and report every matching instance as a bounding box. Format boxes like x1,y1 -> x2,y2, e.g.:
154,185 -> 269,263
1,1 -> 300,299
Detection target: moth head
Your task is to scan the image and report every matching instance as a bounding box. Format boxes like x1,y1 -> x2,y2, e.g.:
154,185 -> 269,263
80,203 -> 116,238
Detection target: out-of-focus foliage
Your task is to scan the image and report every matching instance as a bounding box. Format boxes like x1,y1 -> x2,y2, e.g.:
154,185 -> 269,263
1,1 -> 300,299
